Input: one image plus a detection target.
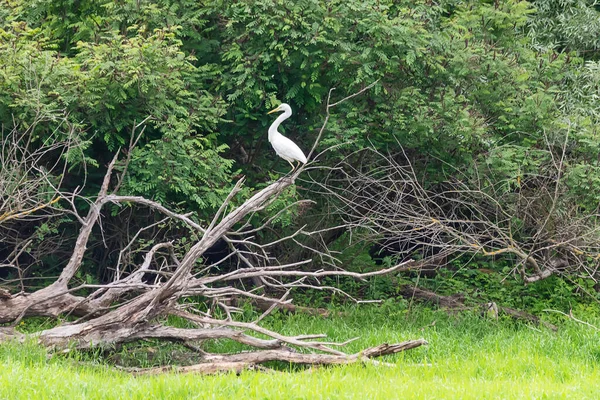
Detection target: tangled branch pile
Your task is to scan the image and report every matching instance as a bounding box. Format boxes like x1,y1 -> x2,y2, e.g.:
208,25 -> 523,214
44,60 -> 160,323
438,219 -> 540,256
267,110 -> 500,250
313,138 -> 600,284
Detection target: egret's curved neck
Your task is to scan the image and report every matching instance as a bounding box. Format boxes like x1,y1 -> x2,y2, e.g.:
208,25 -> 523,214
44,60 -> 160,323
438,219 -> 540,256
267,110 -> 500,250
268,108 -> 292,142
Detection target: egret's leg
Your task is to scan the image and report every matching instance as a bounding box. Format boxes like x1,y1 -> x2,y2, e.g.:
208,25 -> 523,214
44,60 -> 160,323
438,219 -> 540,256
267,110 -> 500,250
287,159 -> 296,173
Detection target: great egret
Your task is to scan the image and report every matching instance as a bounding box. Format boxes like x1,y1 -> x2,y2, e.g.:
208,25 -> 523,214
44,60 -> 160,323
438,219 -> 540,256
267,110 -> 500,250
267,103 -> 307,172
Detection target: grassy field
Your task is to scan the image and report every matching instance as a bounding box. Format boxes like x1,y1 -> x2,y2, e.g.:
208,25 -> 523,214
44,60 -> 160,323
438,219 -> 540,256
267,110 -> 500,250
1,304 -> 599,399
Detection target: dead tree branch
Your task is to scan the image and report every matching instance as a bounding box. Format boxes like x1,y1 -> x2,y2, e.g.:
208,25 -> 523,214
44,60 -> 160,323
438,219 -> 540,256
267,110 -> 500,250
308,139 -> 600,285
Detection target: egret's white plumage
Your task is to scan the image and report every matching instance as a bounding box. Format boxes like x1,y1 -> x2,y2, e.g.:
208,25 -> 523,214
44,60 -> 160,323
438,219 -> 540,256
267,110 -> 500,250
267,103 -> 307,172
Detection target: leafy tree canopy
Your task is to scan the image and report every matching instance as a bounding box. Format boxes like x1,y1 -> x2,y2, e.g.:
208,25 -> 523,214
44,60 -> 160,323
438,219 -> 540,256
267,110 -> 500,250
1,0 -> 600,287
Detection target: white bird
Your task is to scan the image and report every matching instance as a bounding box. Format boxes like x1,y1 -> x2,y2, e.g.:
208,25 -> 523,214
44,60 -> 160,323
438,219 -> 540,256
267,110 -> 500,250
267,103 -> 307,172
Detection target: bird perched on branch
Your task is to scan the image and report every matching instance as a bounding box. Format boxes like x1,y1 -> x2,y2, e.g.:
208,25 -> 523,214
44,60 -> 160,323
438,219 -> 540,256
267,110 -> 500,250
267,103 -> 307,172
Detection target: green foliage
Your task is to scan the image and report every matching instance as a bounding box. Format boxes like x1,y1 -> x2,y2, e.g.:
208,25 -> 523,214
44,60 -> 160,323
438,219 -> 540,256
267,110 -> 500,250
417,259 -> 600,315
126,139 -> 234,209
184,0 -> 592,199
1,0 -> 595,204
2,0 -> 600,302
259,184 -> 304,229
529,0 -> 600,57
0,3 -> 232,217
0,0 -> 238,289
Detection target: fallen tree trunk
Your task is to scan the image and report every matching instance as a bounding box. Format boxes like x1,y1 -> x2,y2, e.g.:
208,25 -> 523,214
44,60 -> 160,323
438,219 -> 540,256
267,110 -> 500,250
399,285 -> 468,311
231,296 -> 338,317
500,306 -> 558,331
399,284 -> 558,331
127,340 -> 428,375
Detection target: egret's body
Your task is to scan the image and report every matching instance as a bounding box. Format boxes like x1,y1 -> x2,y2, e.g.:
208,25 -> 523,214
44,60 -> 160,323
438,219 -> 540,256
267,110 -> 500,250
267,103 -> 307,172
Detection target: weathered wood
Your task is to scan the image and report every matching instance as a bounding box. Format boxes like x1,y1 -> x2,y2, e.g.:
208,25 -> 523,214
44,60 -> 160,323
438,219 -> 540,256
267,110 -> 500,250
233,297 -> 334,317
0,154 -> 121,324
399,285 -> 467,310
398,284 -> 558,331
0,290 -> 97,324
129,339 -> 428,375
0,288 -> 11,299
0,327 -> 23,342
500,306 -> 558,331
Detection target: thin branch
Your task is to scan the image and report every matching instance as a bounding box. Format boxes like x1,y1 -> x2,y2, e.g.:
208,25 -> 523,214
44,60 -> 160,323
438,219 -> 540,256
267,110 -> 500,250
543,309 -> 600,331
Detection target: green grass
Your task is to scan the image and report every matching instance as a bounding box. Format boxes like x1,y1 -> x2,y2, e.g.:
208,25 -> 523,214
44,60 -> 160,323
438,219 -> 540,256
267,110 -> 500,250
1,304 -> 600,399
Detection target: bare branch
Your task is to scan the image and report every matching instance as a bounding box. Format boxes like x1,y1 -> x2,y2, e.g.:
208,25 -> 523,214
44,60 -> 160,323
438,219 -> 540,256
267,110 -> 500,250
113,115 -> 152,194
202,259 -> 415,284
310,144 -> 600,285
543,309 -> 600,331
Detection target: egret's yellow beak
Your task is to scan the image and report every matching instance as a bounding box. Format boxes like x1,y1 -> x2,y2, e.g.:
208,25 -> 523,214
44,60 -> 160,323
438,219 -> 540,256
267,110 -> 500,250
267,106 -> 282,115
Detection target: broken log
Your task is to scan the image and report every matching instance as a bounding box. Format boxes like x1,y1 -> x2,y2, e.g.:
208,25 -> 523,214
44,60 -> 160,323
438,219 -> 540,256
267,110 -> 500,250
127,339 -> 428,375
399,285 -> 558,331
231,297 -> 335,317
399,285 -> 468,310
